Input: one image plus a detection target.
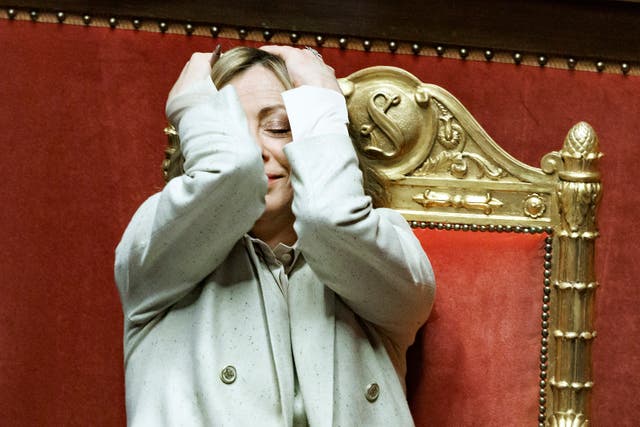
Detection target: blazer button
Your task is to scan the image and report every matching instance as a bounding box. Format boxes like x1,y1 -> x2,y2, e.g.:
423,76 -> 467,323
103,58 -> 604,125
365,382 -> 380,402
220,365 -> 237,384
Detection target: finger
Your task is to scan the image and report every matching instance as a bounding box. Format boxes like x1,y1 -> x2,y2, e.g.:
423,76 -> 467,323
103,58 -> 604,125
259,45 -> 301,60
168,52 -> 212,97
210,44 -> 222,67
258,45 -> 288,54
186,52 -> 214,79
261,45 -> 325,67
303,46 -> 324,61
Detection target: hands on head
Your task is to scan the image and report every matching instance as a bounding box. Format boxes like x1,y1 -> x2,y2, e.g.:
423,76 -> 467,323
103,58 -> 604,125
168,44 -> 340,102
258,45 -> 341,93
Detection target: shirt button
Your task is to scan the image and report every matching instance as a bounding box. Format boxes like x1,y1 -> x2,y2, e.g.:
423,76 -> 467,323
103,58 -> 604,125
220,365 -> 237,384
365,382 -> 380,402
281,253 -> 292,264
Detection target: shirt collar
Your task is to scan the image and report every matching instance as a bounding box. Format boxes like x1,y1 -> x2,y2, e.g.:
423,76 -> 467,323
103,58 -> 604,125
245,235 -> 301,273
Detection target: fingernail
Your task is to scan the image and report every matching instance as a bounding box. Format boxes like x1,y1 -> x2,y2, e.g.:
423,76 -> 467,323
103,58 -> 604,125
210,44 -> 222,66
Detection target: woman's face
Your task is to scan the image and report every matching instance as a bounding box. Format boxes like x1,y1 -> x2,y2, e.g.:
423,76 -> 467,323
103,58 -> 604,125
228,64 -> 294,222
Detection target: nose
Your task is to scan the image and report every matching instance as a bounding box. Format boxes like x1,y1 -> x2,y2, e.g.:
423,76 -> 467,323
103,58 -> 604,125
255,133 -> 278,162
251,129 -> 264,154
258,138 -> 273,163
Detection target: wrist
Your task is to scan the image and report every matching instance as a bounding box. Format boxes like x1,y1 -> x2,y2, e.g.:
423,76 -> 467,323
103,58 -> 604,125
165,78 -> 218,126
282,86 -> 349,141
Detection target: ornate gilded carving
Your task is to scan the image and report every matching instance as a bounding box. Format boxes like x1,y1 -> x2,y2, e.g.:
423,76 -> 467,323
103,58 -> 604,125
564,122 -> 600,159
524,194 -> 546,218
552,330 -> 596,340
340,66 -> 602,426
542,122 -> 602,182
434,100 -> 465,150
413,190 -> 503,215
339,67 -> 435,179
414,86 -> 430,106
359,91 -> 404,158
340,67 -> 552,183
546,122 -> 602,427
409,100 -> 507,180
412,150 -> 507,179
555,281 -> 598,291
162,124 -> 181,182
548,412 -> 589,427
557,182 -> 601,236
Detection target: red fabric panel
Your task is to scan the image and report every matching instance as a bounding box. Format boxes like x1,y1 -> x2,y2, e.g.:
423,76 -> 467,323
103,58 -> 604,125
408,229 -> 543,426
1,17 -> 639,425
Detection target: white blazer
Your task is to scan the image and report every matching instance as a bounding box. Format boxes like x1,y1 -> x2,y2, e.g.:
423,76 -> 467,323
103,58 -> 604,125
115,82 -> 435,427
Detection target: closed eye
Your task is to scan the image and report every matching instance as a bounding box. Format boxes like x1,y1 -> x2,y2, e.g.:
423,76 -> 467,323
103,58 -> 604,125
260,108 -> 291,138
263,120 -> 291,137
266,128 -> 291,134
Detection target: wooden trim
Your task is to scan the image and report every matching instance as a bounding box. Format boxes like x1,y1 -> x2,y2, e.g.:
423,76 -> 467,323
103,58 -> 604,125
4,0 -> 640,62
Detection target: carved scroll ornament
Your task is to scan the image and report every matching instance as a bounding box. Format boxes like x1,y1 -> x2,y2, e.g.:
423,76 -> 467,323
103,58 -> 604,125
340,68 -> 434,179
340,68 -> 512,182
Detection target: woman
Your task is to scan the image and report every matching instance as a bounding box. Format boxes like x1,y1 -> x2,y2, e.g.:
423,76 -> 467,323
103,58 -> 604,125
115,45 -> 435,426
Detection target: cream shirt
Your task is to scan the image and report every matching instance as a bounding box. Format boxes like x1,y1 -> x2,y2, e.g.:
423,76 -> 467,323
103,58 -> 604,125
249,237 -> 306,425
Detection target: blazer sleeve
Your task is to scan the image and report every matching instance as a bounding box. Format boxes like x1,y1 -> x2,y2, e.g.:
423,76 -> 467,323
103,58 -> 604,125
283,95 -> 435,349
115,81 -> 267,327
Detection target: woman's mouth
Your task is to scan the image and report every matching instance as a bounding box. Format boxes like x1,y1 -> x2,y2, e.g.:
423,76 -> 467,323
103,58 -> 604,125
267,173 -> 284,183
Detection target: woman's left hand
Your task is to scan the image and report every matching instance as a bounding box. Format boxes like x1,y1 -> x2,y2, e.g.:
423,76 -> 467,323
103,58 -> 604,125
259,45 -> 341,93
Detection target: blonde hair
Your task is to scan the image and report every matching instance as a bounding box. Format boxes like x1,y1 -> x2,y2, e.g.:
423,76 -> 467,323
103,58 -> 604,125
162,46 -> 389,207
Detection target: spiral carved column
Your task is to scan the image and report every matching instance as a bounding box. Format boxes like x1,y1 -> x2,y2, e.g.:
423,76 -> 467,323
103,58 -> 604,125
547,122 -> 602,426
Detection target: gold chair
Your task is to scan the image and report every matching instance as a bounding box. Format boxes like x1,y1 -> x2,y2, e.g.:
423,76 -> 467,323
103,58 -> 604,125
339,67 -> 602,426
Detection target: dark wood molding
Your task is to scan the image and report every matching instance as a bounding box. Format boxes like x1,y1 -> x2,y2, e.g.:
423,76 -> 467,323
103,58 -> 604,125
3,0 -> 640,62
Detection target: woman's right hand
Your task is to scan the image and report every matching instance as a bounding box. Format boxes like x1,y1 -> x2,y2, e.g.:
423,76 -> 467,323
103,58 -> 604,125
167,46 -> 220,104
165,46 -> 221,126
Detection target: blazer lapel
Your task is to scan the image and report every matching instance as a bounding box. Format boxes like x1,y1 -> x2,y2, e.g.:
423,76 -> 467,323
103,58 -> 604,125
245,239 -> 294,427
288,263 -> 335,427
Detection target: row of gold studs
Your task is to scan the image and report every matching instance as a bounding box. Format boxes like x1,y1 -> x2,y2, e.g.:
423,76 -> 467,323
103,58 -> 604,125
3,8 -> 636,76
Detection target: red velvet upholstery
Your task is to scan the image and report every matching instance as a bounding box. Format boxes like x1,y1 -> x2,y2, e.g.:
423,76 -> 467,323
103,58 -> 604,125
2,17 -> 640,426
408,229 -> 542,425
